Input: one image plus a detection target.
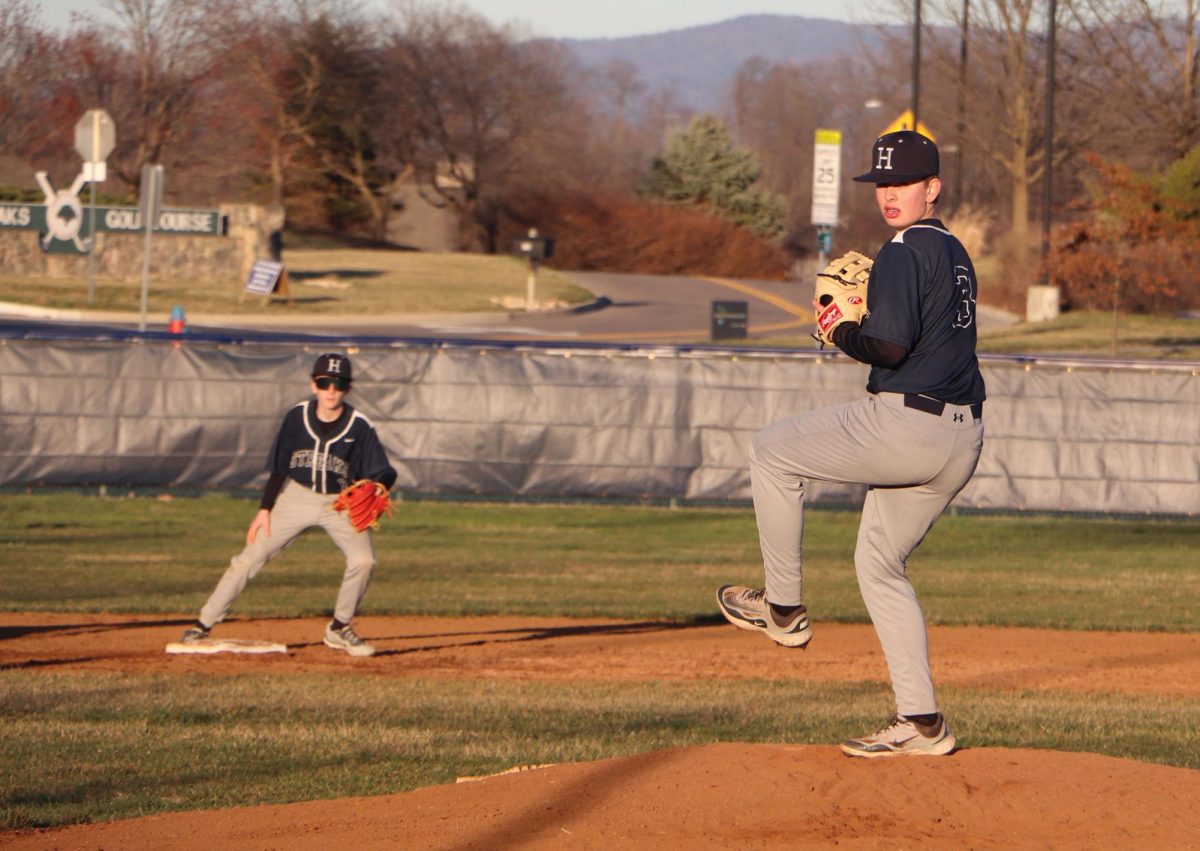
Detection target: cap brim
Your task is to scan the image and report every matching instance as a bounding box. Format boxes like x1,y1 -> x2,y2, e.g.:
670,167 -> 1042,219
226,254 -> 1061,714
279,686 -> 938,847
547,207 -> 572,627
853,171 -> 937,183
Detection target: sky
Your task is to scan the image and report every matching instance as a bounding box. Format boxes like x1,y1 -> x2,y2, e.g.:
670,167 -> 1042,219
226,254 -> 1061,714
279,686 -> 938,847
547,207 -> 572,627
36,0 -> 879,39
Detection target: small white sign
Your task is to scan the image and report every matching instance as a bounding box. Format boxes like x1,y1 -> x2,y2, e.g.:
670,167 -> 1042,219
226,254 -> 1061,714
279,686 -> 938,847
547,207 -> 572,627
245,259 -> 284,295
811,128 -> 842,227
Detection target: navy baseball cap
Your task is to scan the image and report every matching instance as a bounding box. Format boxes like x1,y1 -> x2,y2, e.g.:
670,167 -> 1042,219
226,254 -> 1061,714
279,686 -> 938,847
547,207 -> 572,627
853,130 -> 939,183
312,353 -> 352,380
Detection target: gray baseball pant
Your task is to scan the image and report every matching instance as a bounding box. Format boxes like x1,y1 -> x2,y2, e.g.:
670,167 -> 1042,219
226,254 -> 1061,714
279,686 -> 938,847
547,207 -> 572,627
749,391 -> 983,716
199,479 -> 376,628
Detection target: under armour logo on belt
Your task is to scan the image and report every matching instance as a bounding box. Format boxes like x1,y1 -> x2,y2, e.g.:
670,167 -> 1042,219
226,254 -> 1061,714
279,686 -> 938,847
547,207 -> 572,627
953,412 -> 964,422
875,146 -> 895,171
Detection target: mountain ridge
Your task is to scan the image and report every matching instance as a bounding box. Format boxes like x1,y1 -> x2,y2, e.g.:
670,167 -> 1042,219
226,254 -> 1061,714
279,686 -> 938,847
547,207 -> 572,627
557,14 -> 882,111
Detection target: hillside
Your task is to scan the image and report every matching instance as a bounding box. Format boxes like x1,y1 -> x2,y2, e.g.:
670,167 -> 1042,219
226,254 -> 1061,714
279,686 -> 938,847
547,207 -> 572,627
558,14 -> 885,111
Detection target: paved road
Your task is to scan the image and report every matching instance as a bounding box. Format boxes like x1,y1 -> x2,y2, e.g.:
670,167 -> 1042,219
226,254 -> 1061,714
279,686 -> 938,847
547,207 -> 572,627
0,270 -> 1020,343
367,272 -> 820,343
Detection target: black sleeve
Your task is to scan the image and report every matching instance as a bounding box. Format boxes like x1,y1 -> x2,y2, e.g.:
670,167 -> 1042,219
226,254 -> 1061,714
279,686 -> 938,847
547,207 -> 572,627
259,472 -> 287,510
354,423 -> 398,491
833,323 -> 908,368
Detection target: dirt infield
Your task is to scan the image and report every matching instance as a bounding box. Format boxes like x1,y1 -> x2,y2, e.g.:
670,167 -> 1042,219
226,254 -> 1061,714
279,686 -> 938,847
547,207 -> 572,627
3,613 -> 1200,849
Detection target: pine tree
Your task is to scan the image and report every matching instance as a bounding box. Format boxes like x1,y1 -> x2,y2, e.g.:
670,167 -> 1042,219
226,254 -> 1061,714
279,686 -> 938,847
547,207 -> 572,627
641,115 -> 786,241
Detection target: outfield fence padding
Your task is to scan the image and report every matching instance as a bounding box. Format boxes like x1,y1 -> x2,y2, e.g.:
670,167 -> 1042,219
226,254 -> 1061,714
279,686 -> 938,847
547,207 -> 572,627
1,336 -> 1196,515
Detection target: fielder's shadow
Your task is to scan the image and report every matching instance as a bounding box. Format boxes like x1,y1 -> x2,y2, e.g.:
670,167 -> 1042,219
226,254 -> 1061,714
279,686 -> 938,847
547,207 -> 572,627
367,617 -> 723,657
0,618 -> 194,642
0,656 -> 108,670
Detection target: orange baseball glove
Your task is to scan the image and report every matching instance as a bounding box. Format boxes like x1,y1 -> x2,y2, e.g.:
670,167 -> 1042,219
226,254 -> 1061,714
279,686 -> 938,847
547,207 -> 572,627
333,480 -> 392,532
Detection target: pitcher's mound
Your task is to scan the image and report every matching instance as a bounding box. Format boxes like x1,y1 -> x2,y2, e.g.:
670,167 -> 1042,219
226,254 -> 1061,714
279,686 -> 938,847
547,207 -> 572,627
6,743 -> 1199,849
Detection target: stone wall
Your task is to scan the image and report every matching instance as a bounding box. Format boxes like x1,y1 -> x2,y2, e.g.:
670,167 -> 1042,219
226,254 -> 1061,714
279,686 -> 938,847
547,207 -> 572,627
0,203 -> 283,284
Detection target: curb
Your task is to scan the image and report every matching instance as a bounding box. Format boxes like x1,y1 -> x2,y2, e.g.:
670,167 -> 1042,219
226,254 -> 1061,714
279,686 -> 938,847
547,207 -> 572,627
0,297 -> 614,328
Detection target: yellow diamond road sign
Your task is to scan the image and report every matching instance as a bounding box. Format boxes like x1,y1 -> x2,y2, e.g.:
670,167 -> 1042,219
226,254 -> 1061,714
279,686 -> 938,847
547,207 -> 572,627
881,110 -> 936,141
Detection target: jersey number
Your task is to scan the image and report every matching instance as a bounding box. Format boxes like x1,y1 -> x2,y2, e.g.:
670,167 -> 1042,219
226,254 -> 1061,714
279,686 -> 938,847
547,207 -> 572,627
953,266 -> 976,329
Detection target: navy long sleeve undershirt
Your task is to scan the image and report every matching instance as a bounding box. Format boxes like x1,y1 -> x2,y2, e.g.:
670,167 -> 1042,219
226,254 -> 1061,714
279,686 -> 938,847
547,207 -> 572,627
832,323 -> 908,369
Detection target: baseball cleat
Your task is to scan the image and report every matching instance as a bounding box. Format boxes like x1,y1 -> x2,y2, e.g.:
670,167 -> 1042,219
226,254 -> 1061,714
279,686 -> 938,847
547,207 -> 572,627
840,714 -> 957,758
323,623 -> 376,657
180,624 -> 210,643
716,584 -> 813,648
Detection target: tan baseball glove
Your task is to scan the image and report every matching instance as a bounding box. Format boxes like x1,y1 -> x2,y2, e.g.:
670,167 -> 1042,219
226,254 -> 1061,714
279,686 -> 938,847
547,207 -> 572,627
813,250 -> 873,346
333,480 -> 392,532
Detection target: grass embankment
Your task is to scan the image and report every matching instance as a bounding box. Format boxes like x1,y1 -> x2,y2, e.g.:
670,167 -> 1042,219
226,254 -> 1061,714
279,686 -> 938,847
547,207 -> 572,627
753,311 -> 1200,359
2,495 -> 1198,829
0,248 -> 590,315
977,310 -> 1200,360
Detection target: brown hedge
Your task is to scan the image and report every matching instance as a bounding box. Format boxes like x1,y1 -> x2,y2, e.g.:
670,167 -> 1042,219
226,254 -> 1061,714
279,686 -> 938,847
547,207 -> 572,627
502,190 -> 792,280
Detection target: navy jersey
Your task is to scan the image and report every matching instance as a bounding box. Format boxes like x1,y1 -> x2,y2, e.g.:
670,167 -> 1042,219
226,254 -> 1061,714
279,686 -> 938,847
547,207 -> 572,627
859,218 -> 986,404
266,400 -> 396,494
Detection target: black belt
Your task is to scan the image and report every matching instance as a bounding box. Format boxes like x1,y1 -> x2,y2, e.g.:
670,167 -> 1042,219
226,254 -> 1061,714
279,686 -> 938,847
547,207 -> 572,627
903,393 -> 983,419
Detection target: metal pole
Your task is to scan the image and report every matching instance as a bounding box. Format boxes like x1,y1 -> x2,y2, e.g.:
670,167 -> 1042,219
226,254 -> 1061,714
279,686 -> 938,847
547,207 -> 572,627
526,260 -> 536,312
87,179 -> 97,306
954,0 -> 970,211
87,110 -> 99,306
138,168 -> 157,332
140,215 -> 152,331
1041,0 -> 1057,284
912,0 -> 922,130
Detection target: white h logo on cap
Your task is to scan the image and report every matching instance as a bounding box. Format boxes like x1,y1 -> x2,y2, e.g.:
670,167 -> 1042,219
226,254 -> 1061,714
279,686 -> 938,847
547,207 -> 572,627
327,358 -> 342,373
876,146 -> 894,171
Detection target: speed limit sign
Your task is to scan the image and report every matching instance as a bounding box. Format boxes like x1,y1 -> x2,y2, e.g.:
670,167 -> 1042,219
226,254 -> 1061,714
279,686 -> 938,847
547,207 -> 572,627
811,128 -> 841,227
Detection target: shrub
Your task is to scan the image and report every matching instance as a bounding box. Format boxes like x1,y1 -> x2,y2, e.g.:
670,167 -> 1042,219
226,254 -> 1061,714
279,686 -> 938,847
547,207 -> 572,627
1047,152 -> 1200,313
502,190 -> 792,279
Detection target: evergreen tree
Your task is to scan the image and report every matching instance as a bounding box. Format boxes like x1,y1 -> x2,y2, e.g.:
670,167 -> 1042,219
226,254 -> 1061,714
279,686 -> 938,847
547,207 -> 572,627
641,114 -> 786,241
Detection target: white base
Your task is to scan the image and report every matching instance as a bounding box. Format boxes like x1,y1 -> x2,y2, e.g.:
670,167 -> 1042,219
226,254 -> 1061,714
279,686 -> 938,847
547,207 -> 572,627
165,638 -> 288,655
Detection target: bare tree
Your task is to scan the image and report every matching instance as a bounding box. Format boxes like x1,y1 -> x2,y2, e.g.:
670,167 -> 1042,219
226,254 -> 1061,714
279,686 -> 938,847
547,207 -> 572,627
289,9 -> 394,238
726,55 -> 893,252
581,59 -> 651,188
206,0 -> 316,207
204,0 -> 398,237
870,0 -> 1104,284
1068,0 -> 1200,161
0,0 -> 65,168
379,3 -> 579,251
81,0 -> 223,190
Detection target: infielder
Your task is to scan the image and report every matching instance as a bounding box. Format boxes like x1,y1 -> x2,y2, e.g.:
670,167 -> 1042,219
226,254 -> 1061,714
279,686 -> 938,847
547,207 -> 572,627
718,130 -> 985,757
180,353 -> 397,656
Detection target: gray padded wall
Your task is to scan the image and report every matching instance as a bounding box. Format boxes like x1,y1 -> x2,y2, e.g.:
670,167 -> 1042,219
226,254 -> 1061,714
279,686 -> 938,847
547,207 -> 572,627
1,338 -> 1196,515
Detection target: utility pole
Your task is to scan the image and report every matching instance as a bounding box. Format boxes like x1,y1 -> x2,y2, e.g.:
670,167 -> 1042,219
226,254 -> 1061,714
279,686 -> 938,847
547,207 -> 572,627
1040,0 -> 1057,284
911,0 -> 923,130
954,0 -> 970,211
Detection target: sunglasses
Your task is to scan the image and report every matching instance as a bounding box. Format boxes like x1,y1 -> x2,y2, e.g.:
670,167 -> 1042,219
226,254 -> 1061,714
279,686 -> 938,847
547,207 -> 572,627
314,376 -> 351,391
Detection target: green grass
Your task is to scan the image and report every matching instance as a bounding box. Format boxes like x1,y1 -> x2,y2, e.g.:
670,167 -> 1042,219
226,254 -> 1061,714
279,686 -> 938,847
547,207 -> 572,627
3,495 -> 1199,830
2,495 -> 1198,631
976,310 -> 1200,360
746,311 -> 1200,359
2,673 -> 1197,830
0,248 -> 590,316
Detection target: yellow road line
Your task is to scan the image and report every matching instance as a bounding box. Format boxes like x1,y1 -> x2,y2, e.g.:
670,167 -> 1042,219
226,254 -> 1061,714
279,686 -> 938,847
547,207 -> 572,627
699,277 -> 812,319
565,317 -> 808,343
509,277 -> 814,342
